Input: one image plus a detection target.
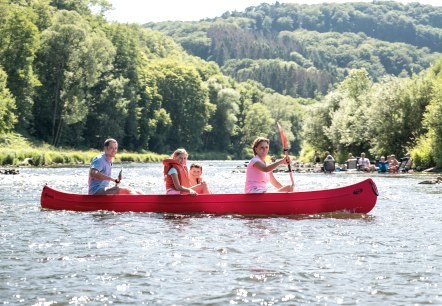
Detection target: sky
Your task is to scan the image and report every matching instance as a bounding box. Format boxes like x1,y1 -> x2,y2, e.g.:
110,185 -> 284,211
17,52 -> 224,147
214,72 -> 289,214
105,0 -> 442,24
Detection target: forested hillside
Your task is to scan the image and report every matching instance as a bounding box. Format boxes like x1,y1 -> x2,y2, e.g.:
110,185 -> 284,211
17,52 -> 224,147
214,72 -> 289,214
146,1 -> 441,98
1,1 -> 442,167
0,0 -> 303,158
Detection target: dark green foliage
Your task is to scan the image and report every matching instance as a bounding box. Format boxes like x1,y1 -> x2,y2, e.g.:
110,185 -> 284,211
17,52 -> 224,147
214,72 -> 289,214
146,2 -> 441,99
222,58 -> 331,98
0,4 -> 40,132
0,68 -> 17,132
1,1 -> 442,166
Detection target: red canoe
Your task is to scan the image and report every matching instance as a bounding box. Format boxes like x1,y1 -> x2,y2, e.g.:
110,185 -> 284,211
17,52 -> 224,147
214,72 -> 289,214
40,178 -> 378,215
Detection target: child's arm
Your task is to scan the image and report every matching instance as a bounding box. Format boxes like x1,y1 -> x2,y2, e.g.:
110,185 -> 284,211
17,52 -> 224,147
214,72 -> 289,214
171,173 -> 197,195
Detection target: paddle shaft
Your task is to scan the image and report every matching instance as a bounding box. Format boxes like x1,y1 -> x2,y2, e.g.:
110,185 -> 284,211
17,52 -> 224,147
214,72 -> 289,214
277,122 -> 295,187
284,149 -> 295,186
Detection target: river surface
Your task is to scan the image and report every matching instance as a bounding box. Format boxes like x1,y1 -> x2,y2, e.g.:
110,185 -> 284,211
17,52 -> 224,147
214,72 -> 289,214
1,161 -> 441,305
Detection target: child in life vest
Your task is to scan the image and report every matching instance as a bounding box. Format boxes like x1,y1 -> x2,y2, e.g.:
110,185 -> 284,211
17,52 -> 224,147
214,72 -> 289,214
163,148 -> 210,195
189,163 -> 212,194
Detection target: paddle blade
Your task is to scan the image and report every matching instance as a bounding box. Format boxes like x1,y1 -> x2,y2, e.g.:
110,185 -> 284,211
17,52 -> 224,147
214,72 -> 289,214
118,169 -> 122,181
277,122 -> 288,150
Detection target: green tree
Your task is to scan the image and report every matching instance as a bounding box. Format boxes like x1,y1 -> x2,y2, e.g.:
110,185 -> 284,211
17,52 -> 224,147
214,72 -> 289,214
414,59 -> 442,166
230,80 -> 265,157
242,103 -> 274,153
208,87 -> 240,151
262,92 -> 303,154
84,75 -> 129,147
104,23 -> 145,150
0,4 -> 40,131
367,75 -> 432,157
301,92 -> 339,155
34,10 -> 114,146
49,0 -> 112,16
0,67 -> 17,133
153,60 -> 215,151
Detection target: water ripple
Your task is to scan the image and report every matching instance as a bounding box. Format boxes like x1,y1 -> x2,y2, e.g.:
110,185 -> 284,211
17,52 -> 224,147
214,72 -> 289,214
1,163 -> 441,305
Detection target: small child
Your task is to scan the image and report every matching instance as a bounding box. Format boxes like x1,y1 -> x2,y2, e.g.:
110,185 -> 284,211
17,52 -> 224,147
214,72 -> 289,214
189,163 -> 212,194
163,149 -> 201,195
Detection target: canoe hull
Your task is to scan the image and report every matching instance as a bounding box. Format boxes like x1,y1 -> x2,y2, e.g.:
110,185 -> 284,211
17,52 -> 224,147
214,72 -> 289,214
40,179 -> 378,215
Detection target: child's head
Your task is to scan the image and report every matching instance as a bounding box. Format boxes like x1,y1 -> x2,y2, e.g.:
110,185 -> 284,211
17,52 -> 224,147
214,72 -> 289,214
190,163 -> 203,178
172,148 -> 188,165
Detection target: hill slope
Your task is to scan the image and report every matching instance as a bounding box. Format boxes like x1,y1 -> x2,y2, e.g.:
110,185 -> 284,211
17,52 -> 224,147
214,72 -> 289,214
145,1 -> 442,98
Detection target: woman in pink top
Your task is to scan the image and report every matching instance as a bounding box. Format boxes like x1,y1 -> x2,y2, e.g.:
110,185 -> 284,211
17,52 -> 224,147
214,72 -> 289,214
245,137 -> 294,193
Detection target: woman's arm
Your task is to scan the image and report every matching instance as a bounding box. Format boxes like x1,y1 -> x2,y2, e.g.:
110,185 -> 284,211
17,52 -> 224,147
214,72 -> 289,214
269,172 -> 283,189
253,158 -> 288,173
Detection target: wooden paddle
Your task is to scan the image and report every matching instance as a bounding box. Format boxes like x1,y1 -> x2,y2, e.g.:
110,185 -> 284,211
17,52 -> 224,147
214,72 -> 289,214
277,122 -> 295,186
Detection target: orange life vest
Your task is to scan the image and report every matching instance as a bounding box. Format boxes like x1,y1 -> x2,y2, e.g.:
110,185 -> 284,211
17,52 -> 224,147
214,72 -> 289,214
163,159 -> 190,189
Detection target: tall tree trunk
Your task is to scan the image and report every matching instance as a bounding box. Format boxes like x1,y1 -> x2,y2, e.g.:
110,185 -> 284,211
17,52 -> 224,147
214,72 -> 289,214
54,115 -> 64,147
52,64 -> 63,145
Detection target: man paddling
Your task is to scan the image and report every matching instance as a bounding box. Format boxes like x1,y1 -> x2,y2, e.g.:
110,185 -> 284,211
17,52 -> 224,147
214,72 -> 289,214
88,138 -> 138,195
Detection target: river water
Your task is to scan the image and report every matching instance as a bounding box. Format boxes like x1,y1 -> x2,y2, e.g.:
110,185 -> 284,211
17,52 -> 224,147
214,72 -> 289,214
1,161 -> 441,305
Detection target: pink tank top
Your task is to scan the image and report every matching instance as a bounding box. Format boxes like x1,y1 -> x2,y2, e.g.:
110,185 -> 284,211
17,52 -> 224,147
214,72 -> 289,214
244,156 -> 269,193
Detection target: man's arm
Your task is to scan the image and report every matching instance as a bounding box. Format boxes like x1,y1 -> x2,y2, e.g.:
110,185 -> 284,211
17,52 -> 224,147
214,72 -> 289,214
89,168 -> 119,183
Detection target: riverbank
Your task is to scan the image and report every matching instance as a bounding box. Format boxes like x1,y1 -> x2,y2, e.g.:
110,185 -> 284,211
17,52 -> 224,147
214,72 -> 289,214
2,133 -> 441,172
0,133 -> 167,167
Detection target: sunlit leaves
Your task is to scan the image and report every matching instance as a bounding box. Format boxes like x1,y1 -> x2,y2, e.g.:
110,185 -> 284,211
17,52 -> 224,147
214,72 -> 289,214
0,4 -> 40,130
0,68 -> 17,132
35,10 -> 115,145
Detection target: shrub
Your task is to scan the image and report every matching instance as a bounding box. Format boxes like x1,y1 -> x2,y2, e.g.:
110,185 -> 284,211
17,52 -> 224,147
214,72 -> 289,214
410,134 -> 434,169
0,151 -> 15,165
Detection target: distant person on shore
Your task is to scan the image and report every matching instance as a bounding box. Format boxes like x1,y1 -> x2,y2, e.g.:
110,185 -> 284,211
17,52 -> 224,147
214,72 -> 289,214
358,152 -> 373,172
347,153 -> 355,160
324,151 -> 330,160
244,137 -> 294,193
314,151 -> 321,164
377,156 -> 389,173
88,138 -> 140,195
323,153 -> 336,173
189,163 -> 212,194
346,153 -> 357,170
163,148 -> 210,195
388,154 -> 399,173
400,153 -> 413,172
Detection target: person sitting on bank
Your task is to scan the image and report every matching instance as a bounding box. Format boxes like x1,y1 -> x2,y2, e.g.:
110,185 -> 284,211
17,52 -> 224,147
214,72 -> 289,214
401,153 -> 413,172
346,153 -> 357,170
245,137 -> 294,193
388,154 -> 399,173
163,148 -> 210,195
88,138 -> 140,195
314,151 -> 321,164
189,163 -> 212,194
377,156 -> 389,173
323,154 -> 336,173
358,152 -> 373,172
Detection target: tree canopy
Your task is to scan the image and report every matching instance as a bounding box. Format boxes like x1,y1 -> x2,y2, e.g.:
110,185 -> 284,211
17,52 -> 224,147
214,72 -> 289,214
1,0 -> 442,167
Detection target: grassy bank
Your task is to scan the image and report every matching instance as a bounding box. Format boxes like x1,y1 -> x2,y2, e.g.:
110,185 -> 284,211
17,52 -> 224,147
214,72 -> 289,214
0,133 -> 250,167
0,133 -> 167,167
